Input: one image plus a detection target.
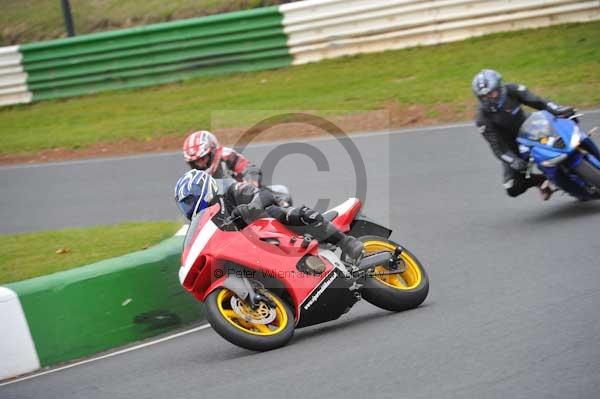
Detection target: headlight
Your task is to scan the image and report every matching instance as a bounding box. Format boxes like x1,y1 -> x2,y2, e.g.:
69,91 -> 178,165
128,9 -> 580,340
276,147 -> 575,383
553,137 -> 566,149
570,125 -> 582,148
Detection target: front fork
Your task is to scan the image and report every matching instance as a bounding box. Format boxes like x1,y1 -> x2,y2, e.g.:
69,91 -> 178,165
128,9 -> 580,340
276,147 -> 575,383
222,275 -> 276,309
580,138 -> 600,168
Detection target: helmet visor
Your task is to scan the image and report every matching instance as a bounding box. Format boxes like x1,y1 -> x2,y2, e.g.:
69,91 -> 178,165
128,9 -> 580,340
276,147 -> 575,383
191,153 -> 212,170
177,195 -> 211,219
177,196 -> 198,219
479,88 -> 500,100
479,88 -> 504,110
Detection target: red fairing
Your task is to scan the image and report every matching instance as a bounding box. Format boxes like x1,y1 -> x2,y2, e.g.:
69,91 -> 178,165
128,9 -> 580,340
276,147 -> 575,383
331,198 -> 362,232
180,203 -> 221,264
179,209 -> 342,321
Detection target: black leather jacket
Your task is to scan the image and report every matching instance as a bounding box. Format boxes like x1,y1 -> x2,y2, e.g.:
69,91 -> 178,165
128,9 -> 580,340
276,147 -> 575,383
220,181 -> 345,244
222,182 -> 318,229
475,83 -> 555,165
223,182 -> 274,215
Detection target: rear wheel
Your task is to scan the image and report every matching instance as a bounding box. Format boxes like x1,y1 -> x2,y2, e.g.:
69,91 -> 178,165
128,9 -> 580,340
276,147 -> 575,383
358,236 -> 429,312
205,287 -> 294,351
574,158 -> 600,189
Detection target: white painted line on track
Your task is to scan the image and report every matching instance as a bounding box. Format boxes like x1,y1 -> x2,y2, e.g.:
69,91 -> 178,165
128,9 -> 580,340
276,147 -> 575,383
0,323 -> 212,387
2,109 -> 599,171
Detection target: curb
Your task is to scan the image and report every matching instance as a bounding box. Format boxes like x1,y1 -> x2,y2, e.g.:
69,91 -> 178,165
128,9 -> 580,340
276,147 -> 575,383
0,231 -> 202,380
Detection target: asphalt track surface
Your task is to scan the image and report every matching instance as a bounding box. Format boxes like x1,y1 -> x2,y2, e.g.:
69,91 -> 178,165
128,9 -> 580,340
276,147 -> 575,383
2,112 -> 600,398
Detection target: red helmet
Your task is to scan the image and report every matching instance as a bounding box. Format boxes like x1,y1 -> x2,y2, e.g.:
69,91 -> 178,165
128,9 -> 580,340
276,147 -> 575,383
182,131 -> 222,175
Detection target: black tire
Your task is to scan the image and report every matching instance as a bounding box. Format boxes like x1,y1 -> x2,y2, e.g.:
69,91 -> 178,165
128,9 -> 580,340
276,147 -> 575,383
205,288 -> 295,351
574,158 -> 600,189
358,235 -> 429,312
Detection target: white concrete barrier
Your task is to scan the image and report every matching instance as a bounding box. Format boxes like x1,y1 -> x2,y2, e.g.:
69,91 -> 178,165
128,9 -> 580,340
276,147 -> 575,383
0,287 -> 40,380
0,46 -> 32,106
281,0 -> 600,65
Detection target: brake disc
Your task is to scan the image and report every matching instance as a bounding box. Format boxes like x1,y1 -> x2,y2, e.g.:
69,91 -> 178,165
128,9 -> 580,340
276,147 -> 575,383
230,296 -> 277,324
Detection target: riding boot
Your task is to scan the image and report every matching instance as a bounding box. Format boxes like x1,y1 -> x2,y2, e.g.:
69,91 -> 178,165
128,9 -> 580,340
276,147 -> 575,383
529,174 -> 546,187
538,180 -> 555,201
295,218 -> 365,263
265,205 -> 364,262
317,220 -> 365,260
526,174 -> 551,200
339,235 -> 364,263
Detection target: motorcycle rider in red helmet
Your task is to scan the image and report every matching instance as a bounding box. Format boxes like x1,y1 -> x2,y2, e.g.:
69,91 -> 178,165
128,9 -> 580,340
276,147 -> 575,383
183,130 -> 262,186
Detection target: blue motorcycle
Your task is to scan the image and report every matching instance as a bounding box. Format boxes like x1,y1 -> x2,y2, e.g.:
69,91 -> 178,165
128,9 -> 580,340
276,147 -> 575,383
517,111 -> 600,200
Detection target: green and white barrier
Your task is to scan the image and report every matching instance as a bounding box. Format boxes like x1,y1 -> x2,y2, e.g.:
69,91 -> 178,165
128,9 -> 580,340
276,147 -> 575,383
0,46 -> 32,106
0,287 -> 40,379
0,6 -> 290,105
1,0 -> 598,106
0,234 -> 202,381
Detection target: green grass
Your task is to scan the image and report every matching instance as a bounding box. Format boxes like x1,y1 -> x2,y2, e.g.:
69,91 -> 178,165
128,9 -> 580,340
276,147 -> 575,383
0,0 -> 291,45
1,21 -> 599,155
0,221 -> 181,284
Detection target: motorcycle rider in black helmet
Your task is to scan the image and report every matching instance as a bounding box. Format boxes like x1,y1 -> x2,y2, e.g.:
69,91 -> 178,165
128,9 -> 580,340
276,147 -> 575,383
472,69 -> 575,200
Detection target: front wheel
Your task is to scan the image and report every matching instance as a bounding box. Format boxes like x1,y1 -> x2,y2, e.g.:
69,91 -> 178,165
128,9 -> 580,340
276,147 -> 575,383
358,236 -> 429,312
574,158 -> 600,189
205,287 -> 294,351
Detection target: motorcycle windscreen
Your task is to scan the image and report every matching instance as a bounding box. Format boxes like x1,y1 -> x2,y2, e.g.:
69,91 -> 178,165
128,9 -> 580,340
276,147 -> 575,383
214,178 -> 236,195
519,111 -> 559,141
183,209 -> 208,250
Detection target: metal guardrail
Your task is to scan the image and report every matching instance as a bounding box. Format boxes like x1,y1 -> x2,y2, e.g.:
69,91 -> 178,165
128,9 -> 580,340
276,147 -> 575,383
280,0 -> 600,65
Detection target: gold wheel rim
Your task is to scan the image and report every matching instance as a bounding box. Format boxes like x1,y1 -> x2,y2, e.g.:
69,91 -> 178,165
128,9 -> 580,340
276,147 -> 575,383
216,289 -> 288,336
363,240 -> 422,290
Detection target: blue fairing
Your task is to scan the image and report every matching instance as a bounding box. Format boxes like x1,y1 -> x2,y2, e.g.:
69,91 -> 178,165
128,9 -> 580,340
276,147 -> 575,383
585,153 -> 600,169
553,113 -> 579,141
566,150 -> 585,170
517,111 -> 600,200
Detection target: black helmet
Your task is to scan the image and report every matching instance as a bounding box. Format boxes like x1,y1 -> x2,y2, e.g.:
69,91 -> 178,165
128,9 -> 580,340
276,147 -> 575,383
472,69 -> 507,112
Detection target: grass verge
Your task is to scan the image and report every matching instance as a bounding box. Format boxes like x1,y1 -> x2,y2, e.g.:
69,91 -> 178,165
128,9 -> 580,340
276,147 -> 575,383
0,21 -> 599,155
0,221 -> 181,284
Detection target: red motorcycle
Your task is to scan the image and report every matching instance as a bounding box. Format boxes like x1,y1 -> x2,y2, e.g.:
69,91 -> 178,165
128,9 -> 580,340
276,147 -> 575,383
179,198 -> 429,351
